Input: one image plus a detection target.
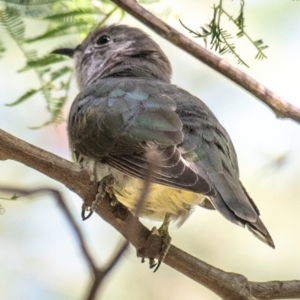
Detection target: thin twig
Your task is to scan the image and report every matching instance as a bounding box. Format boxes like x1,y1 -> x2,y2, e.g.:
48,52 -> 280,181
0,186 -> 128,300
0,187 -> 97,270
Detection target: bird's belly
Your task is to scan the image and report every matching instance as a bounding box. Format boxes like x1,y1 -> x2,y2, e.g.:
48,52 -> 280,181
97,164 -> 206,226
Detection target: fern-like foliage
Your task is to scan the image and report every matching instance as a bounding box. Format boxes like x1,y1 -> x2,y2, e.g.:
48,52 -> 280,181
139,0 -> 173,20
180,0 -> 268,67
0,9 -> 25,41
0,39 -> 6,57
0,0 -> 269,126
0,0 -> 122,126
0,0 -> 56,17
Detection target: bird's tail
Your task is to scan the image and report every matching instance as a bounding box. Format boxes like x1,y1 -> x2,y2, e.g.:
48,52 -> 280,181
208,172 -> 275,248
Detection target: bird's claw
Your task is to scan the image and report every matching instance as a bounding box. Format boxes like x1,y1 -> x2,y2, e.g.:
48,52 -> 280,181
81,175 -> 116,221
139,214 -> 171,272
81,204 -> 93,220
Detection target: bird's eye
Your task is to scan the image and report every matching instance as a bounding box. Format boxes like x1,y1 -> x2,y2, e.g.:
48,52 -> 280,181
95,35 -> 111,45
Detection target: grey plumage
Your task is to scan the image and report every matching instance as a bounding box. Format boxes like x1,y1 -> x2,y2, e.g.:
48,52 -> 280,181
54,25 -> 274,248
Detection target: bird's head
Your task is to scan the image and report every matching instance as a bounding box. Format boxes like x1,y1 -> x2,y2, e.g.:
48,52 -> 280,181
52,25 -> 172,89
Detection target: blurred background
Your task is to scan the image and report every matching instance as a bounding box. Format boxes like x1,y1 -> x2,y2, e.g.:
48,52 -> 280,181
0,1 -> 300,299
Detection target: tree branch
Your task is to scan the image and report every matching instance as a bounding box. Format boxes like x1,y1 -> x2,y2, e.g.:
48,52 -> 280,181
110,0 -> 300,124
0,129 -> 97,202
0,186 -> 129,300
1,128 -> 300,299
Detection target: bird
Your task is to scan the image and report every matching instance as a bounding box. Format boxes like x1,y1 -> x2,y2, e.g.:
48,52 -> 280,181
52,24 -> 274,265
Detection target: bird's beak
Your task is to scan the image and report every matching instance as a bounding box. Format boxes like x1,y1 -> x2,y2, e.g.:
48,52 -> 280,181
51,47 -> 76,57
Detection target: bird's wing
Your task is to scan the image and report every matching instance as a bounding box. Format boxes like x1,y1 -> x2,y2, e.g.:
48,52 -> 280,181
173,86 -> 274,247
68,78 -> 214,196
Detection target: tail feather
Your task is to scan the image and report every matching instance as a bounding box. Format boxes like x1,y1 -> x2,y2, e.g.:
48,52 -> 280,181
208,171 -> 274,248
247,217 -> 275,248
208,172 -> 257,222
210,194 -> 244,227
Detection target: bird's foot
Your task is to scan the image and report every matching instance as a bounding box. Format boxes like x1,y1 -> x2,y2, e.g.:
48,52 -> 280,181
139,214 -> 172,272
81,175 -> 116,220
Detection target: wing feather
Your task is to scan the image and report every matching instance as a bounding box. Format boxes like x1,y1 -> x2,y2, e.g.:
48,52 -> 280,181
107,146 -> 214,195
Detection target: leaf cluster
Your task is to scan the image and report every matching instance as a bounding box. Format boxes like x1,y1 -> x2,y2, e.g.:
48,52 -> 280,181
0,0 -> 269,126
0,0 -> 121,126
180,0 -> 268,67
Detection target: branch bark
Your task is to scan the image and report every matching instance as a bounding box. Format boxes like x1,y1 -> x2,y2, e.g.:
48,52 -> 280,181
1,129 -> 300,300
110,0 -> 300,125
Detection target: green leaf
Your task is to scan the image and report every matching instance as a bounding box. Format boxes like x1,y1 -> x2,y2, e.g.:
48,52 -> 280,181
25,24 -> 75,43
44,8 -> 98,21
182,1 -> 266,67
18,54 -> 67,72
255,52 -> 267,60
10,194 -> 19,200
1,0 -> 119,127
31,95 -> 68,128
0,193 -> 20,201
0,0 -> 57,18
0,9 -> 25,42
236,30 -> 244,38
0,38 -> 5,57
50,66 -> 72,81
24,49 -> 38,60
6,88 -> 41,106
